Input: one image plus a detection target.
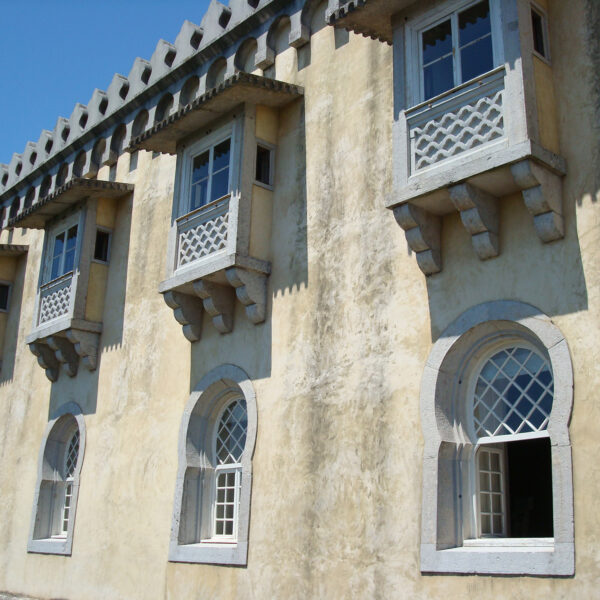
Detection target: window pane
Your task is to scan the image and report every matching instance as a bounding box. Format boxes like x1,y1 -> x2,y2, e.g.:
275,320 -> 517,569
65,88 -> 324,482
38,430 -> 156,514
64,248 -> 76,274
94,230 -> 110,262
256,145 -> 271,185
422,20 -> 452,65
212,139 -> 231,173
192,151 -> 209,184
531,9 -> 546,57
210,169 -> 229,202
459,1 -> 491,47
424,56 -> 454,100
53,232 -> 65,259
461,35 -> 494,82
0,284 -> 9,311
51,257 -> 62,280
190,180 -> 208,210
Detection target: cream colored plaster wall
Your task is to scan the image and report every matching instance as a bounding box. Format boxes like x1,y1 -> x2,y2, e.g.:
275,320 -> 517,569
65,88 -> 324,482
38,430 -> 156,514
0,1 -> 598,599
534,57 -> 560,154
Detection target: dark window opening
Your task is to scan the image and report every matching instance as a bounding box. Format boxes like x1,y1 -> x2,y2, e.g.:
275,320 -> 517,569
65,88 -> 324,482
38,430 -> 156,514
506,437 -> 553,537
532,9 -> 547,58
94,230 -> 111,263
0,283 -> 10,311
255,145 -> 272,185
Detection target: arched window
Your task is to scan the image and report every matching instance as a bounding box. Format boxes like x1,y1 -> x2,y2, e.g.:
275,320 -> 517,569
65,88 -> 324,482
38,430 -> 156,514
470,344 -> 554,539
28,403 -> 86,555
169,365 -> 257,565
420,301 -> 574,576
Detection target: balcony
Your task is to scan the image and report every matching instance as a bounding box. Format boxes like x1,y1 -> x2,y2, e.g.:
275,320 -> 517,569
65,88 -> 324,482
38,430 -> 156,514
14,178 -> 134,381
130,73 -> 303,341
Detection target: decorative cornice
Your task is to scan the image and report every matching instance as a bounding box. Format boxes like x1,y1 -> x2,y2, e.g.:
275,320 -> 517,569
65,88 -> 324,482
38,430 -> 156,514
130,72 -> 304,154
8,178 -> 134,229
326,0 -> 395,44
0,244 -> 28,256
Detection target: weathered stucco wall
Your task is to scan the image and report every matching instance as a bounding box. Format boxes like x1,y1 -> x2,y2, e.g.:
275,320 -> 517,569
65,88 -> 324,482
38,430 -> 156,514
0,0 -> 599,598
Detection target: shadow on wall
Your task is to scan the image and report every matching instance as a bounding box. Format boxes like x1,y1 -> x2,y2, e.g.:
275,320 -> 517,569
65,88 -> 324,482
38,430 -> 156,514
47,361 -> 99,418
189,96 -> 308,388
424,193 -> 588,343
0,252 -> 27,385
100,193 -> 133,351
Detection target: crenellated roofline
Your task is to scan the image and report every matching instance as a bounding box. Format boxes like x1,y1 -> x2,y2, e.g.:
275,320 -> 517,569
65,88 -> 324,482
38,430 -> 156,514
0,0 -> 325,227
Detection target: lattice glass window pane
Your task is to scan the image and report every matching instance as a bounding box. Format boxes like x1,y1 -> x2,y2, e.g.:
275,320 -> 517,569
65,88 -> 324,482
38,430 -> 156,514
215,399 -> 247,465
473,347 -> 553,438
64,430 -> 80,479
478,448 -> 505,536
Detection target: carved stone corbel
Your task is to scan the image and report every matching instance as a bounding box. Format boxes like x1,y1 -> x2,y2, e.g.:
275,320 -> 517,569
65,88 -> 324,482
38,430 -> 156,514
449,182 -> 499,260
225,267 -> 268,324
65,329 -> 100,372
163,290 -> 203,342
393,203 -> 442,275
511,160 -> 564,242
193,279 -> 235,334
28,341 -> 59,382
47,336 -> 78,377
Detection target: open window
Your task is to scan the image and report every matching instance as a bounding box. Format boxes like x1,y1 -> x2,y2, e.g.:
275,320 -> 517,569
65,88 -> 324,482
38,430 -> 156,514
28,403 -> 86,556
169,364 -> 257,565
420,301 -> 574,575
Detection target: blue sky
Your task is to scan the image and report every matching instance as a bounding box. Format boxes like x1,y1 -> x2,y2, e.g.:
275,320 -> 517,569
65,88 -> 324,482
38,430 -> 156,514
0,0 -> 212,165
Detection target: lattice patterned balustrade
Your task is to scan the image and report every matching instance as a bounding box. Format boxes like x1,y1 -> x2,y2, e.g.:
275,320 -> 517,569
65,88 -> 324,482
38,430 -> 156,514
408,70 -> 506,174
176,197 -> 230,269
38,273 -> 74,325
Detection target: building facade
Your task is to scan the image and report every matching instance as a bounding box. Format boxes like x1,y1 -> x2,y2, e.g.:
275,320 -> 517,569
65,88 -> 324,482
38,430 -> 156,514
0,0 -> 598,597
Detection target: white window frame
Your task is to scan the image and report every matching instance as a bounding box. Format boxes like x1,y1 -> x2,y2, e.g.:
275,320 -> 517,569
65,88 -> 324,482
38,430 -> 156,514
530,1 -> 551,64
169,364 -> 257,566
28,402 -> 86,556
43,211 -> 83,284
92,226 -> 112,265
405,0 -> 504,106
419,300 -> 574,576
178,122 -> 240,218
254,140 -> 275,190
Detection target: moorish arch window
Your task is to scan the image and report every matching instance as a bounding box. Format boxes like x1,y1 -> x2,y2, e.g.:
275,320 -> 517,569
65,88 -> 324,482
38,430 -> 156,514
169,364 -> 257,565
419,301 -> 574,576
28,402 -> 86,556
471,344 -> 554,539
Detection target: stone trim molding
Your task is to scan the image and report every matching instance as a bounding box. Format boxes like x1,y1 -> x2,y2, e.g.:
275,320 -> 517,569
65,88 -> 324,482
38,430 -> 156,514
169,364 -> 258,565
7,178 -> 133,230
420,300 -> 574,576
27,402 -> 87,556
129,72 -> 303,155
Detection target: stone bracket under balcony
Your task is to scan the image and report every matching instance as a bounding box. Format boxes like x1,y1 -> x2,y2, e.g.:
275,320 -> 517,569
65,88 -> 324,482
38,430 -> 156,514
27,324 -> 101,382
161,261 -> 270,343
391,157 -> 565,276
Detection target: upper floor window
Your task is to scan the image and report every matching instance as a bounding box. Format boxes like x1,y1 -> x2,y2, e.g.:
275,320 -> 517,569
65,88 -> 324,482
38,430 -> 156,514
415,0 -> 502,102
50,224 -> 78,281
189,136 -> 232,212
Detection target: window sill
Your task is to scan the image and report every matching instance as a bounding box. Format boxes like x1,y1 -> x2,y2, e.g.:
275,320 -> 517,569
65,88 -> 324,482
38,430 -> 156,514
421,541 -> 574,576
168,539 -> 247,566
463,537 -> 554,548
27,536 -> 72,556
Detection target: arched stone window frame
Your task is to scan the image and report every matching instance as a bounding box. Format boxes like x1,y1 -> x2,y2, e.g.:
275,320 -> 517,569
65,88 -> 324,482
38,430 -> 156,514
169,364 -> 258,565
420,301 -> 574,576
28,402 -> 86,556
